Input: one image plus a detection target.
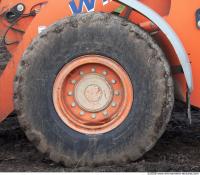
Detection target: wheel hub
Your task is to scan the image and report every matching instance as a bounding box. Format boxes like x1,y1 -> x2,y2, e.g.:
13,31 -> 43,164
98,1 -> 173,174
53,55 -> 133,134
75,74 -> 113,112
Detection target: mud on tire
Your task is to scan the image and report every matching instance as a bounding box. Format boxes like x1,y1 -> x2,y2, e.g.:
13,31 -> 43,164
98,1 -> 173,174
14,13 -> 174,166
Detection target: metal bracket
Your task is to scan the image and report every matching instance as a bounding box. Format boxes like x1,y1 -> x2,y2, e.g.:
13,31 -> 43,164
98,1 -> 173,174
186,87 -> 192,124
4,3 -> 25,23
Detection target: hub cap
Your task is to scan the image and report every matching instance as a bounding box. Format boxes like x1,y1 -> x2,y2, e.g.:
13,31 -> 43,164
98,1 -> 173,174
53,55 -> 133,134
75,74 -> 113,112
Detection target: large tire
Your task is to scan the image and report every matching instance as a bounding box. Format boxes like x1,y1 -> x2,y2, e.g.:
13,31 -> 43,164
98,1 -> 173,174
14,13 -> 174,166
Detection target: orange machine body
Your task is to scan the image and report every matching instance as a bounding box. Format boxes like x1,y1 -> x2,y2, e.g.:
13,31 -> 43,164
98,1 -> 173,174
0,0 -> 200,122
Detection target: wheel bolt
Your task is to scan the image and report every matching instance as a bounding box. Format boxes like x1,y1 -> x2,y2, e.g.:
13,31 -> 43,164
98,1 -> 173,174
91,68 -> 96,73
80,111 -> 85,116
80,71 -> 84,76
111,80 -> 116,84
111,102 -> 117,107
71,80 -> 76,84
91,114 -> 96,119
102,71 -> 107,76
68,91 -> 73,96
114,90 -> 120,96
71,102 -> 76,107
103,111 -> 108,117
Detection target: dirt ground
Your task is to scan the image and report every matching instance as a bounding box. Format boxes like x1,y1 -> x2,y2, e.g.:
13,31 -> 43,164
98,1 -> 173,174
0,102 -> 199,172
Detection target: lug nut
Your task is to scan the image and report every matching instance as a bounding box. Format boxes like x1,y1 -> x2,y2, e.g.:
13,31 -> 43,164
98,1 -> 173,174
71,80 -> 76,84
91,114 -> 96,119
91,68 -> 96,73
80,111 -> 85,116
111,80 -> 116,84
111,102 -> 117,107
114,90 -> 120,96
68,91 -> 73,96
80,71 -> 84,76
102,71 -> 107,76
103,111 -> 108,117
71,102 -> 76,107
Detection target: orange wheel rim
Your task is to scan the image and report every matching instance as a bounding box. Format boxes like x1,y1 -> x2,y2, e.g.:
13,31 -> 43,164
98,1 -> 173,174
53,55 -> 133,134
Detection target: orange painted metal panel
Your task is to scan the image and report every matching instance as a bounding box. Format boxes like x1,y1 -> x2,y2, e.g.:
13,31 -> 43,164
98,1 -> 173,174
165,1 -> 200,107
